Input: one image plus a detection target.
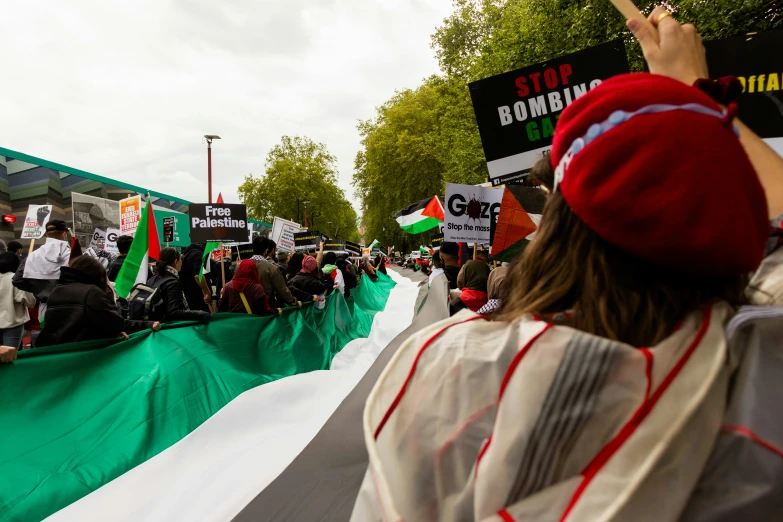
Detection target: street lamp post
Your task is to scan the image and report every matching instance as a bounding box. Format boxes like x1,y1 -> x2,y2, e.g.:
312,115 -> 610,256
327,221 -> 333,238
204,135 -> 221,203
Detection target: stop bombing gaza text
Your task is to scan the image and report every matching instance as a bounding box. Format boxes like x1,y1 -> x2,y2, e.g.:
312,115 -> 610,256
497,79 -> 603,142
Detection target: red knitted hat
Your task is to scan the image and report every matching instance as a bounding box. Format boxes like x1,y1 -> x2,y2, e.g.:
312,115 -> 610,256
551,73 -> 768,276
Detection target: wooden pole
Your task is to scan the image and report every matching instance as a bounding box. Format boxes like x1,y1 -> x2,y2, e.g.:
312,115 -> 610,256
608,0 -> 659,42
28,239 -> 35,255
473,243 -> 478,260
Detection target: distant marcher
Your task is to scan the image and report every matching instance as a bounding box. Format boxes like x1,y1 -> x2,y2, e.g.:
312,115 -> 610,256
477,266 -> 508,316
287,252 -> 305,279
374,253 -> 388,275
7,241 -> 23,257
219,259 -> 279,316
449,260 -> 490,315
0,252 -> 35,349
289,255 -> 332,299
251,237 -> 303,309
439,242 -> 461,290
36,256 -> 160,347
137,247 -> 212,323
108,235 -> 151,282
180,243 -> 212,312
12,220 -> 71,322
429,251 -> 445,288
321,252 -> 346,296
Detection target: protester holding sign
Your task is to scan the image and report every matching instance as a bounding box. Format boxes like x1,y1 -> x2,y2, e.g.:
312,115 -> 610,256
353,12 -> 783,521
13,220 -> 71,323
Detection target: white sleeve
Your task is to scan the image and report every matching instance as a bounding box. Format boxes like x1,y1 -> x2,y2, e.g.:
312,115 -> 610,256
335,270 -> 346,296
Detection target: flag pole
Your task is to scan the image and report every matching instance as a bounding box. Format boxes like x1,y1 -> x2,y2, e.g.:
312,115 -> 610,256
28,239 -> 35,255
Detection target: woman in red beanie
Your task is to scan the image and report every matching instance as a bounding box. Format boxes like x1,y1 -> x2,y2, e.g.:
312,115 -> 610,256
351,7 -> 783,522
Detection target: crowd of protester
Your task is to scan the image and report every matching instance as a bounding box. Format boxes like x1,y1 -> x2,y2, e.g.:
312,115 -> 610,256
0,227 -> 387,354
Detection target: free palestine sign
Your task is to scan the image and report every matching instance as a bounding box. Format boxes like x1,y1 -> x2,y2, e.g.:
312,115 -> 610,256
189,204 -> 249,243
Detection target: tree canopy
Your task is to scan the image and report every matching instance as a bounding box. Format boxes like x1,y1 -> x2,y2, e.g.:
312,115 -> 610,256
354,0 -> 782,247
239,135 -> 359,242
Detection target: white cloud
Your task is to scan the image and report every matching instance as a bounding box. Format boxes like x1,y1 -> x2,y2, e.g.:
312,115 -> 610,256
0,0 -> 451,208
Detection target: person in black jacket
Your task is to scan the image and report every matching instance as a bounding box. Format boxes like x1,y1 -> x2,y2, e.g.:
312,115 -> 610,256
108,235 -> 153,282
36,256 -> 159,347
149,248 -> 212,323
289,255 -> 331,297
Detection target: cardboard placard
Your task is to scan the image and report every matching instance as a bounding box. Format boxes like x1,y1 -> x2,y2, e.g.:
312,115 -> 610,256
163,217 -> 175,243
705,31 -> 783,157
324,239 -> 347,253
189,204 -> 249,243
20,205 -> 53,239
294,230 -> 321,251
444,183 -> 504,243
431,232 -> 444,251
469,40 -> 629,185
410,251 -> 421,259
104,227 -> 120,254
270,217 -> 301,252
120,195 -> 142,236
72,192 -> 121,248
155,209 -> 189,247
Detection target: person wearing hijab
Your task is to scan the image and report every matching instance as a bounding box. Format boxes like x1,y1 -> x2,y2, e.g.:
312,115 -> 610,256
477,266 -> 508,316
219,259 -> 279,316
0,252 -> 35,349
449,260 -> 490,315
289,255 -> 332,298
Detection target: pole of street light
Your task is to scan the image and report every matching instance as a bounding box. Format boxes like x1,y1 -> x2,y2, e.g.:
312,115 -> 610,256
204,135 -> 221,203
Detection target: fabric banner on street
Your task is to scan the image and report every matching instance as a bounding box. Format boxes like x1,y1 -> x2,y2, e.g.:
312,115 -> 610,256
45,268 -> 423,522
0,273 -> 398,522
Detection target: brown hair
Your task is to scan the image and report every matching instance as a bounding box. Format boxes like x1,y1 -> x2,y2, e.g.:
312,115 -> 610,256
498,158 -> 748,347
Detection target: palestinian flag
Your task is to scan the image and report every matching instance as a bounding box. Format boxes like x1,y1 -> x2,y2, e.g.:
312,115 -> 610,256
393,196 -> 444,234
419,245 -> 433,257
490,186 -> 547,262
368,239 -> 381,250
114,198 -> 160,298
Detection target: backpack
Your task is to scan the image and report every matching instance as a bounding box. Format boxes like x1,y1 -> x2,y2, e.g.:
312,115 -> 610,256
127,276 -> 166,321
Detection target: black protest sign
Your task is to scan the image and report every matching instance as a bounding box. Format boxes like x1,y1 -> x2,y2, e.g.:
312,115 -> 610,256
233,243 -> 254,260
346,241 -> 362,256
431,233 -> 444,250
163,217 -> 175,243
294,230 -> 322,251
469,39 -> 629,186
189,204 -> 248,243
705,31 -> 783,146
324,239 -> 347,253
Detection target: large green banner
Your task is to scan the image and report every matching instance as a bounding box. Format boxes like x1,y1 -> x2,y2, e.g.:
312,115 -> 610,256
0,273 -> 396,522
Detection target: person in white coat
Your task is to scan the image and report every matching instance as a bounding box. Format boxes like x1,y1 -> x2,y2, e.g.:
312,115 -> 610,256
0,252 -> 36,349
352,9 -> 783,522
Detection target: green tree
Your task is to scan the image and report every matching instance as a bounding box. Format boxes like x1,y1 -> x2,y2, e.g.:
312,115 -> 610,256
353,79 -> 446,251
239,135 -> 359,242
355,0 -> 782,247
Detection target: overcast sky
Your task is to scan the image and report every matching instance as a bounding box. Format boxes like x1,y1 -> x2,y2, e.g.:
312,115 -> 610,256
0,0 -> 452,211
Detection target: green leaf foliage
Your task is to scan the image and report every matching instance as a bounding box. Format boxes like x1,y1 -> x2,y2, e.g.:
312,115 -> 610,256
356,0 -> 782,246
239,135 -> 359,243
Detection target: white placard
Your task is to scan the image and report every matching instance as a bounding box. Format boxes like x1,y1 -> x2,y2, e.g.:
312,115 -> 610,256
444,183 -> 503,244
120,195 -> 142,236
90,228 -> 107,250
20,205 -> 53,239
270,217 -> 301,252
105,227 -> 121,254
